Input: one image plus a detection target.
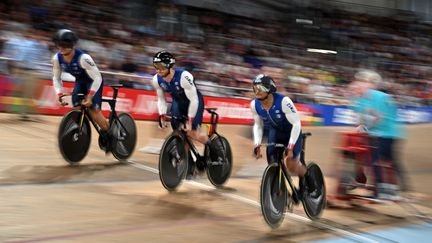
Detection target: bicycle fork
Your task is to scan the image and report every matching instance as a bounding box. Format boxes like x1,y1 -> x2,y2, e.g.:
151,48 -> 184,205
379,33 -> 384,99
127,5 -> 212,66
279,163 -> 302,204
78,109 -> 86,136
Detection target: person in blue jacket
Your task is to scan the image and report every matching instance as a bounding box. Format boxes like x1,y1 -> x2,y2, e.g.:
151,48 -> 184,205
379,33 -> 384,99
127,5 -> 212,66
351,69 -> 408,198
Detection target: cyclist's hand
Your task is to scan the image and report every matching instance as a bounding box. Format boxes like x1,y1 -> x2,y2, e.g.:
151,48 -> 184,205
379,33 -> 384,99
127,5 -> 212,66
253,145 -> 262,159
58,94 -> 68,106
158,114 -> 167,129
184,117 -> 193,132
284,150 -> 293,165
283,145 -> 293,163
81,94 -> 93,107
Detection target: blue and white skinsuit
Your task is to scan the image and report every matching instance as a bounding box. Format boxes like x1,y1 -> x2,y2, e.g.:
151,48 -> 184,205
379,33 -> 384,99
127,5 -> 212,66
52,48 -> 103,109
152,68 -> 204,130
251,93 -> 302,163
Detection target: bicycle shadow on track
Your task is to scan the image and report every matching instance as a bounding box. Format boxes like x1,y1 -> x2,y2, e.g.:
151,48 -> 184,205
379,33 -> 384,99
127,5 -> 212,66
141,190 -> 242,221
0,162 -> 129,185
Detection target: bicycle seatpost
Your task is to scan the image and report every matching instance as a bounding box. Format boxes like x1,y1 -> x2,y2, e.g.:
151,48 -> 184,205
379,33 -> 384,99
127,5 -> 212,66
112,87 -> 119,100
110,83 -> 124,100
206,108 -> 219,132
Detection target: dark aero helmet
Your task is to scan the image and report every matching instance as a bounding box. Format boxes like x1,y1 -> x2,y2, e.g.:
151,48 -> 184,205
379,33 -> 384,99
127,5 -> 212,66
53,29 -> 78,48
253,74 -> 276,93
153,51 -> 175,68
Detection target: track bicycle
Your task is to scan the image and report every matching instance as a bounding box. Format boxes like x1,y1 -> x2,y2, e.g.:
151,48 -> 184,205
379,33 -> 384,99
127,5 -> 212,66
58,84 -> 137,165
158,108 -> 232,191
260,132 -> 326,229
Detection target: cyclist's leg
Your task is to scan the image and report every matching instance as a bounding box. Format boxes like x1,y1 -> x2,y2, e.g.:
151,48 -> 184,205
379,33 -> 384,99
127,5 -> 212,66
266,128 -> 281,165
83,83 -> 110,152
71,82 -> 84,108
285,134 -> 317,193
279,132 -> 305,176
170,100 -> 182,130
170,100 -> 187,155
266,127 -> 296,164
188,94 -> 208,144
171,101 -> 196,174
87,84 -> 108,131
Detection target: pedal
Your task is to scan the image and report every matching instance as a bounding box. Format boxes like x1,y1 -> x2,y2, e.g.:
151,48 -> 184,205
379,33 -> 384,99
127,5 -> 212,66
98,135 -> 110,153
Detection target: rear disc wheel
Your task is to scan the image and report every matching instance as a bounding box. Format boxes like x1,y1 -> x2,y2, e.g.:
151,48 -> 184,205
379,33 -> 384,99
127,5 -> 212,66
111,113 -> 137,161
302,162 -> 326,220
206,135 -> 232,187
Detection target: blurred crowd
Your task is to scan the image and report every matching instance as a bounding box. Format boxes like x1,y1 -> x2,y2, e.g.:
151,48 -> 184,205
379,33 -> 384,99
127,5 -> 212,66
0,0 -> 431,106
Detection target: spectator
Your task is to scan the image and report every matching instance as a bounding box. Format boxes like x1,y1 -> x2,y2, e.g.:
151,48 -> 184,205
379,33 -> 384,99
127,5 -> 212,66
350,69 -> 409,199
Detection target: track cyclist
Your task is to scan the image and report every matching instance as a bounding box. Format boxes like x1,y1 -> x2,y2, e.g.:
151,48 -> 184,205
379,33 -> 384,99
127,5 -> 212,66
51,29 -> 111,152
250,74 -> 317,193
152,51 -> 211,174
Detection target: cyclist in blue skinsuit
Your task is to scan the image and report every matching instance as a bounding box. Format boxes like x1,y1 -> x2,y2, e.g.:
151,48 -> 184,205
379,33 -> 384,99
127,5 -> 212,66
250,74 -> 315,191
152,51 -> 207,142
51,29 -> 111,151
152,51 -> 210,173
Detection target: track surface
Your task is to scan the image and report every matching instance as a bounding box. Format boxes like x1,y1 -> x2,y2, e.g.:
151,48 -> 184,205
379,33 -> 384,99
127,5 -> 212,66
1,113 -> 431,242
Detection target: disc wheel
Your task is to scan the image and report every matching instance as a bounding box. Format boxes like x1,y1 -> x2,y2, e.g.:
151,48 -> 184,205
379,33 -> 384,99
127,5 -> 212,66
158,133 -> 188,191
260,163 -> 288,229
111,113 -> 137,161
302,162 -> 326,220
206,134 -> 232,187
58,110 -> 91,165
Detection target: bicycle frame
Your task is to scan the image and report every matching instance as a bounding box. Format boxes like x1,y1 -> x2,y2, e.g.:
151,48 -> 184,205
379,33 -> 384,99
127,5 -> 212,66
76,86 -> 130,138
260,132 -> 326,224
181,130 -> 201,162
170,108 -> 224,163
270,132 -> 311,203
275,146 -> 302,203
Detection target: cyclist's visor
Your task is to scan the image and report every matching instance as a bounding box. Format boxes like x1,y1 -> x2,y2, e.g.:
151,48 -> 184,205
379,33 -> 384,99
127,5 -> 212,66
153,62 -> 168,70
253,84 -> 270,93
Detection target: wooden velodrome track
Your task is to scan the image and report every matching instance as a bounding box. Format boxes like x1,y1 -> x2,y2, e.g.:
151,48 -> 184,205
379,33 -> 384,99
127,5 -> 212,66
0,112 -> 431,242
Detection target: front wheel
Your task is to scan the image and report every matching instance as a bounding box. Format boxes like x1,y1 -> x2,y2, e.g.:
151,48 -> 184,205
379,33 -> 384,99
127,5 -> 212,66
260,163 -> 288,229
206,134 -> 232,187
302,162 -> 326,220
158,133 -> 188,191
111,113 -> 137,161
58,110 -> 91,165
